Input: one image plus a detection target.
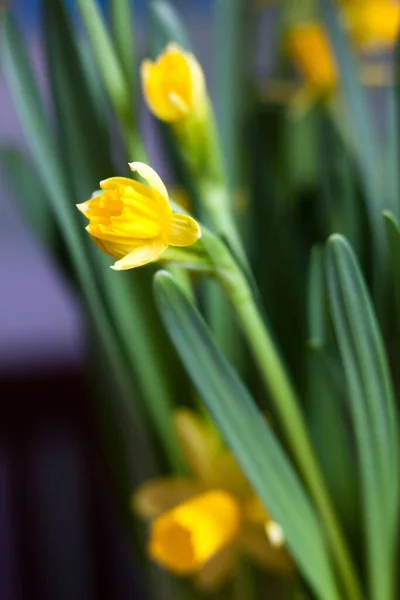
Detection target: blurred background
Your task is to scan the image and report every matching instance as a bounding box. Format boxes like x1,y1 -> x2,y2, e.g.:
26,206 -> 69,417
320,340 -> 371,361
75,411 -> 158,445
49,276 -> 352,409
0,1 -> 219,598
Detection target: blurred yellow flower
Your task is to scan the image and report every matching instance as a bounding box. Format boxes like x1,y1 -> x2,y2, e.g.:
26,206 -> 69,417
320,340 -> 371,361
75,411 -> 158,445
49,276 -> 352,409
343,0 -> 400,49
134,409 -> 290,590
76,162 -> 200,270
150,490 -> 241,574
141,43 -> 206,123
286,23 -> 337,94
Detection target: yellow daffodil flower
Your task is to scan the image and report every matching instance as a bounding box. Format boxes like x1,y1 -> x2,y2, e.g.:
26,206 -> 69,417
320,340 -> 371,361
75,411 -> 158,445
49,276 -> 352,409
76,162 -> 201,270
134,409 -> 290,590
286,23 -> 337,96
141,43 -> 206,123
342,0 -> 400,49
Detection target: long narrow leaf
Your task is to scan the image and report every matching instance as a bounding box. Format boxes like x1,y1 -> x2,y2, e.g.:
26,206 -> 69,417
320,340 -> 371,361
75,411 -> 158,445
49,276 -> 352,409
42,0 -> 185,471
111,0 -> 135,100
154,270 -> 341,600
319,0 -> 386,302
0,11 -> 158,484
326,234 -> 399,600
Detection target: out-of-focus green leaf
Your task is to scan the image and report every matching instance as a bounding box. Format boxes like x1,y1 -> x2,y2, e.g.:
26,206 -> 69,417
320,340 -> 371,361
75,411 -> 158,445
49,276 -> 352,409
319,0 -> 386,302
307,245 -> 326,349
111,0 -> 135,100
149,0 -> 191,56
74,0 -> 133,132
44,0 -> 111,196
0,147 -> 55,251
154,270 -> 342,600
213,0 -> 249,192
384,212 -> 400,374
0,10 -> 158,483
43,0 -> 186,472
307,349 -> 359,539
326,234 -> 399,600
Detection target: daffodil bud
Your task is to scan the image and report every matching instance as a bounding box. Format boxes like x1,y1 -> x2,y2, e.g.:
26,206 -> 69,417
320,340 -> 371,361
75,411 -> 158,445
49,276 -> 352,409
77,162 -> 200,270
286,23 -> 337,95
141,43 -> 206,123
141,44 -> 222,181
149,490 -> 240,574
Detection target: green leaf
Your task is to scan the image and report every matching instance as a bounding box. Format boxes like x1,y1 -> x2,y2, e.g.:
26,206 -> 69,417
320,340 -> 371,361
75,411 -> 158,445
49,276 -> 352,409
0,147 -> 56,251
307,245 -> 327,349
307,349 -> 359,539
74,0 -> 133,133
43,0 -> 112,197
319,0 -> 386,301
154,270 -> 341,600
325,234 -> 399,600
42,0 -> 186,472
213,0 -> 249,192
110,0 -> 136,101
0,10 -> 158,482
384,212 -> 400,345
149,0 -> 191,57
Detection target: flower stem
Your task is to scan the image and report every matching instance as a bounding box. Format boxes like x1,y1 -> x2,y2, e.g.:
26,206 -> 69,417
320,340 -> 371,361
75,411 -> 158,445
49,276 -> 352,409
202,231 -> 363,600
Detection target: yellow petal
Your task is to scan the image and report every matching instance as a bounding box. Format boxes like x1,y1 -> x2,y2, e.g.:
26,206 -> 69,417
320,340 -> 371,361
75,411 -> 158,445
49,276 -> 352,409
165,214 -> 201,247
99,176 -> 139,191
128,162 -> 169,203
92,237 -> 135,260
149,490 -> 240,575
239,523 -> 292,574
133,477 -> 204,520
194,546 -> 237,590
111,238 -> 167,270
174,409 -> 221,483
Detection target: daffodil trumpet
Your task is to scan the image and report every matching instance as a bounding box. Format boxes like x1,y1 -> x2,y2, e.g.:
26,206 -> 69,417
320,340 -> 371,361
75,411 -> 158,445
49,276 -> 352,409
134,409 -> 290,590
76,162 -> 201,270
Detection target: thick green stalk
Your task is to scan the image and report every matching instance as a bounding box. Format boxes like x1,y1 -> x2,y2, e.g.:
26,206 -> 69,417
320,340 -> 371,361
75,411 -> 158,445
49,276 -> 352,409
202,231 -> 363,600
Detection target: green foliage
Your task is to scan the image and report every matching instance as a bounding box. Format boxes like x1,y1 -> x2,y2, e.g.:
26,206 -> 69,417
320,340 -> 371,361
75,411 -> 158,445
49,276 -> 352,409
2,0 -> 400,599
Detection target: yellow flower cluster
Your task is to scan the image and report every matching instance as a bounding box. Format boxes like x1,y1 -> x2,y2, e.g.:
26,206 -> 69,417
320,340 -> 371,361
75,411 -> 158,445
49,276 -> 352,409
287,0 -> 400,95
77,162 -> 200,270
134,409 -> 290,589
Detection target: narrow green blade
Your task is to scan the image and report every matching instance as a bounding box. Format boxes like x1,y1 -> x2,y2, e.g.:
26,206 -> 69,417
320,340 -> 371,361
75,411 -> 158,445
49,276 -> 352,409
307,349 -> 359,539
307,245 -> 327,349
149,0 -> 191,56
213,0 -> 249,192
110,0 -> 135,100
319,0 -> 386,302
42,0 -> 185,471
326,234 -> 399,600
154,271 -> 341,600
0,147 -> 56,253
0,10 -> 158,484
384,212 -> 400,345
